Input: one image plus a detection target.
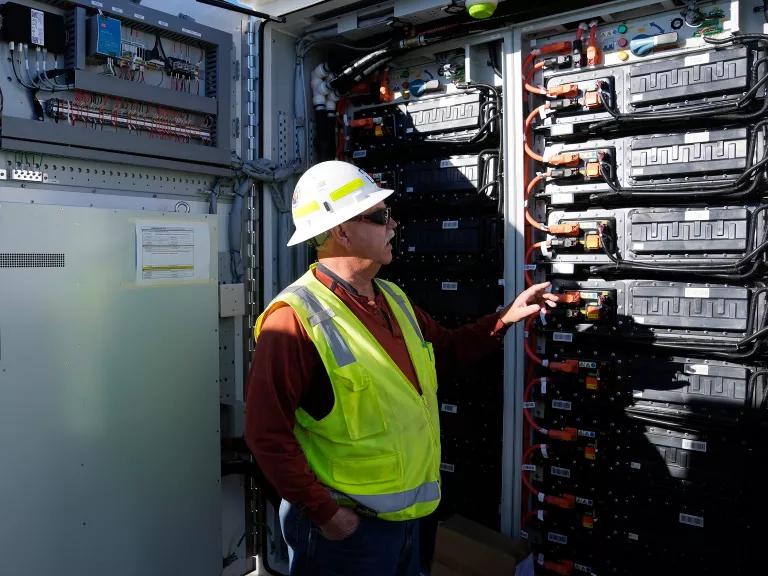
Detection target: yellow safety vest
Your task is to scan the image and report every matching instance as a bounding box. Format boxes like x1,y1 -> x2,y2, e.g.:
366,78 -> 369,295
254,265 -> 441,520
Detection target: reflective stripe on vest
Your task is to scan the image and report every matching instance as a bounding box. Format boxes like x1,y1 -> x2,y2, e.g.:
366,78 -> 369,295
330,480 -> 440,514
279,285 -> 356,368
375,280 -> 425,343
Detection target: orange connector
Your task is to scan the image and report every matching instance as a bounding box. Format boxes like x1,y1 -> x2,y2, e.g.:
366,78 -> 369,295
559,291 -> 582,304
539,41 -> 573,55
548,83 -> 579,98
584,90 -> 602,109
548,152 -> 581,167
549,427 -> 578,441
585,161 -> 601,179
549,359 -> 580,374
350,118 -> 373,128
544,560 -> 575,576
546,493 -> 576,509
548,223 -> 581,237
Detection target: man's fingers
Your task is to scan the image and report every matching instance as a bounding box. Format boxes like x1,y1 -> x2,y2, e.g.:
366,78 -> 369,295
542,293 -> 559,301
519,304 -> 541,318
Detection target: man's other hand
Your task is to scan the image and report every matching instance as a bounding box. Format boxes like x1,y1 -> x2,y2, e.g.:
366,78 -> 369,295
319,507 -> 360,541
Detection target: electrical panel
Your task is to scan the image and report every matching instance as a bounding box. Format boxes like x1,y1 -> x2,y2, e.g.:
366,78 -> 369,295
0,0 -> 232,175
522,1 -> 766,574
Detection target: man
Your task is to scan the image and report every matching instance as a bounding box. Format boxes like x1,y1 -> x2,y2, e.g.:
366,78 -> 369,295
246,160 -> 557,575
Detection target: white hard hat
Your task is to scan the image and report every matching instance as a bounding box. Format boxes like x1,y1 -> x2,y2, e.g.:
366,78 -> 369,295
287,160 -> 394,246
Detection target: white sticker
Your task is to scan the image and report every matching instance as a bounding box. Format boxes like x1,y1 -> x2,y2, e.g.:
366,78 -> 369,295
352,150 -> 367,158
158,20 -> 169,27
682,439 -> 707,452
576,496 -> 593,506
540,444 -> 549,458
537,510 -> 545,521
686,364 -> 710,376
579,429 -> 596,438
685,210 -> 710,221
439,159 -> 457,168
684,132 -> 709,144
537,492 -> 546,502
551,193 -> 575,205
552,399 -> 572,411
634,316 -> 646,324
134,13 -> 145,20
522,464 -> 537,471
442,220 -> 459,229
537,553 -> 545,565
406,127 -> 414,133
579,361 -> 597,369
521,530 -> 529,540
524,264 -> 537,271
440,403 -> 458,414
547,532 -> 568,545
523,402 -> 537,409
552,263 -> 575,275
628,532 -> 639,541
630,461 -> 641,470
633,391 -> 643,397
632,168 -> 645,176
553,332 -> 574,343
581,292 -> 599,300
91,0 -> 104,6
541,378 -> 548,394
112,6 -> 124,14
679,513 -> 704,528
182,27 -> 203,38
575,564 -> 593,573
550,124 -> 575,137
441,282 -> 458,291
632,243 -> 645,251
631,93 -> 644,101
406,186 -> 414,193
551,466 -> 571,478
440,462 -> 455,472
31,9 -> 44,46
498,278 -> 505,286
407,246 -> 415,252
685,287 -> 710,298
685,53 -> 710,67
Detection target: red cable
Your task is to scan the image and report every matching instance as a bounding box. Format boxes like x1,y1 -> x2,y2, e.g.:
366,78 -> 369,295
525,174 -> 548,231
524,241 -> 544,286
524,104 -> 548,162
524,60 -> 547,95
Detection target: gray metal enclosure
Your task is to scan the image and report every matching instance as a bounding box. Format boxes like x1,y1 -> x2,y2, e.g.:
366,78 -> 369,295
0,204 -> 222,575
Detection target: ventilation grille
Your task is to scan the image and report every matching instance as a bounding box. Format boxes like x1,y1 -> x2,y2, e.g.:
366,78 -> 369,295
0,253 -> 65,268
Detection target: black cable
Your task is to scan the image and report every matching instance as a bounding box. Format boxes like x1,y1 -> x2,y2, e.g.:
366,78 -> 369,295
589,120 -> 768,202
584,48 -> 768,134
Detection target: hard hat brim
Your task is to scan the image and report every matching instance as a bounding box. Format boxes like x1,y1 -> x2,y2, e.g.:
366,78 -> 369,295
286,187 -> 394,247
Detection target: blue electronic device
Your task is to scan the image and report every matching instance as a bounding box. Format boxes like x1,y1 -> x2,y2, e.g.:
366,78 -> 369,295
87,14 -> 122,59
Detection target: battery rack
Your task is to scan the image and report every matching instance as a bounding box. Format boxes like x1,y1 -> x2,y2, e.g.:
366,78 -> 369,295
520,2 -> 768,574
0,0 -> 232,175
338,40 -> 506,528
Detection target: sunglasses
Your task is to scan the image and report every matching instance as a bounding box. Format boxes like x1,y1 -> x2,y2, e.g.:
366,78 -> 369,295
348,207 -> 391,226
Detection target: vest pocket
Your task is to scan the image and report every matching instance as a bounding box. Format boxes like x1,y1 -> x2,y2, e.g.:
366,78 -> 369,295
331,452 -> 401,486
334,369 -> 387,440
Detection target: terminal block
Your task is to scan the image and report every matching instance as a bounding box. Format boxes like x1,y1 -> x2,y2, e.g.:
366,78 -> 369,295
549,218 -> 614,253
549,289 -> 616,325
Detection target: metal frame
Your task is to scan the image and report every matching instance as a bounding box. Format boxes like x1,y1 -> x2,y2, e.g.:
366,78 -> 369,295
0,0 -> 233,174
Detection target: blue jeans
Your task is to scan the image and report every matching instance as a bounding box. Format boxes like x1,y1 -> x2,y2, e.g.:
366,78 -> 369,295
279,500 -> 421,576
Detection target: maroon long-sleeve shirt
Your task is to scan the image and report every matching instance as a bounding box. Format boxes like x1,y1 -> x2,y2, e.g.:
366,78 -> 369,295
245,264 -> 510,525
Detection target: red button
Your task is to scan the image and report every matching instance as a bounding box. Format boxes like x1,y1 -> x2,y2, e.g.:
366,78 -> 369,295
617,37 -> 628,48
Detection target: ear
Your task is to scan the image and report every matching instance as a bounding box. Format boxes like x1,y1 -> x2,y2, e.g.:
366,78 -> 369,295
330,225 -> 351,248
